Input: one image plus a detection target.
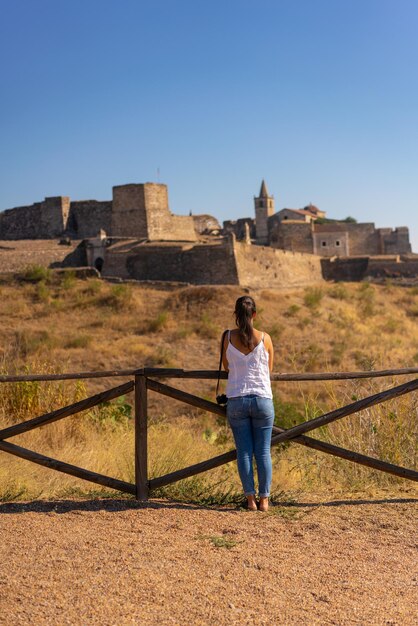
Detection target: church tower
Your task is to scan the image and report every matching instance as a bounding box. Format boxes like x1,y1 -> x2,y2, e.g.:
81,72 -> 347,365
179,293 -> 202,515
254,180 -> 275,244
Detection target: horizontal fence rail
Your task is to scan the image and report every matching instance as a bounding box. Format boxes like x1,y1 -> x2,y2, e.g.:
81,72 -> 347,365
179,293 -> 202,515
0,368 -> 417,501
1,366 -> 418,383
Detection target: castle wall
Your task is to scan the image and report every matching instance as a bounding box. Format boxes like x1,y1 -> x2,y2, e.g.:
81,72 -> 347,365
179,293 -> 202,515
119,242 -> 238,284
111,184 -> 148,238
67,201 -> 112,239
320,257 -> 369,281
321,255 -> 418,281
111,183 -> 196,241
233,241 -> 323,288
269,220 -> 314,254
223,218 -> 256,240
378,227 -> 411,254
0,239 -> 82,272
0,197 -> 69,240
313,231 -> 349,256
367,257 -> 418,278
341,223 -> 379,255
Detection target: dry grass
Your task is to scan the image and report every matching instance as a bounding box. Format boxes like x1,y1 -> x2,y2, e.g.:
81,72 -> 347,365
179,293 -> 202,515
0,276 -> 418,501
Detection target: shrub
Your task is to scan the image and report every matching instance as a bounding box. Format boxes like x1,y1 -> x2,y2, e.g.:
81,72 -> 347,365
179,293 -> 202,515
274,398 -> 304,430
61,270 -> 76,290
381,318 -> 401,334
357,282 -> 376,317
90,395 -> 132,427
352,351 -> 376,371
99,284 -> 133,311
83,279 -> 102,296
19,265 -> 51,283
35,281 -> 50,303
147,311 -> 169,333
194,312 -> 220,339
303,287 -> 323,309
286,304 -> 300,317
406,304 -> 418,318
64,335 -> 92,349
0,363 -> 86,422
328,284 -> 349,300
13,330 -> 56,356
268,323 -> 285,342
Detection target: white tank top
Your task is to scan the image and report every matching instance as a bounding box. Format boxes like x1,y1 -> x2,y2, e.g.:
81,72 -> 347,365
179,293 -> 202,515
226,331 -> 273,399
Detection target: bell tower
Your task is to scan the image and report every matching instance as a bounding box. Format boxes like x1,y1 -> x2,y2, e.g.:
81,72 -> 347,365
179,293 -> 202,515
254,180 -> 274,244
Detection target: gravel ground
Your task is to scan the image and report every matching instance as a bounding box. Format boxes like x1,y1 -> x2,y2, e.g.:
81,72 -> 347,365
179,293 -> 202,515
0,496 -> 417,625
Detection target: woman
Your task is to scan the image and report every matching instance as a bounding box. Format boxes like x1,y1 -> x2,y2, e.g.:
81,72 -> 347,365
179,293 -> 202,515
221,296 -> 274,512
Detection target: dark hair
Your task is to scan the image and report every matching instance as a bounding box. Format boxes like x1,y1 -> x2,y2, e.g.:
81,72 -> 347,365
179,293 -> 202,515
234,296 -> 256,349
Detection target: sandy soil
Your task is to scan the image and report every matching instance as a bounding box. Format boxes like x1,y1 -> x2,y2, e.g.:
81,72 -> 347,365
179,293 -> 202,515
0,496 -> 417,626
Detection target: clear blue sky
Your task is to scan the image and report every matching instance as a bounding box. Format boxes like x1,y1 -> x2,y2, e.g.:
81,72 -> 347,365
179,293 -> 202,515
1,0 -> 417,251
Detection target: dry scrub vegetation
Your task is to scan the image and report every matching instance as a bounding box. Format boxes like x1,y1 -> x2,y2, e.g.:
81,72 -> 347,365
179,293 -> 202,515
0,269 -> 417,502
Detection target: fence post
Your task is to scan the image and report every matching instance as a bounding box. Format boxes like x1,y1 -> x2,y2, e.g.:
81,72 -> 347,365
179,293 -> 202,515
135,373 -> 148,501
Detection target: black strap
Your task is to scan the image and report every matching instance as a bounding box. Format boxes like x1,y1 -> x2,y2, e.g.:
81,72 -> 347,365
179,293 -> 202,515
216,330 -> 228,397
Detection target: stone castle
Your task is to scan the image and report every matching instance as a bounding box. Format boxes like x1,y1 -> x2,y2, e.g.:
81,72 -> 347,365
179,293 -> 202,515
0,181 -> 416,286
0,183 -> 197,242
224,180 -> 411,257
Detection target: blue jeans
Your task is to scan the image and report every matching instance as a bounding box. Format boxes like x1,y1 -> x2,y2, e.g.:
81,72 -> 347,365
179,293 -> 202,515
226,395 -> 274,497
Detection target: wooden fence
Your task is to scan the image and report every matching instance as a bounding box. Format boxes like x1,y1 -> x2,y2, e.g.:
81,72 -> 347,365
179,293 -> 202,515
0,367 -> 417,501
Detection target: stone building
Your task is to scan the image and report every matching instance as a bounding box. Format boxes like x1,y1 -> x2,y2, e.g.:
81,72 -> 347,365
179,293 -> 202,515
0,178 -> 414,284
224,180 -> 412,257
0,183 -> 198,242
254,180 -> 275,244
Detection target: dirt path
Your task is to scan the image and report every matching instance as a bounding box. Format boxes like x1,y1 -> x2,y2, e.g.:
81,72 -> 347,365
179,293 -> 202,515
1,496 -> 417,625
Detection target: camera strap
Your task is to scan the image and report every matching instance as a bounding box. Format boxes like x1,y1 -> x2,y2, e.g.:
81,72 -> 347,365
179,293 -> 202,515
216,329 -> 228,398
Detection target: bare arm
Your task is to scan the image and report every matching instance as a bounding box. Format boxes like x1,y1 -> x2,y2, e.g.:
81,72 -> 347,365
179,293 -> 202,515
264,332 -> 274,373
221,331 -> 229,372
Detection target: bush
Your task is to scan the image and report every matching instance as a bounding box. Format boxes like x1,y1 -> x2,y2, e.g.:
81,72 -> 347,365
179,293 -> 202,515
13,330 -> 56,356
64,335 -> 92,349
357,282 -> 376,317
193,312 -> 220,339
99,284 -> 133,311
61,270 -> 76,290
147,311 -> 169,333
83,279 -> 102,296
303,287 -> 323,309
268,323 -> 285,342
406,304 -> 418,318
35,281 -> 50,303
19,265 -> 51,283
286,304 -> 300,317
328,284 -> 349,300
90,395 -> 132,427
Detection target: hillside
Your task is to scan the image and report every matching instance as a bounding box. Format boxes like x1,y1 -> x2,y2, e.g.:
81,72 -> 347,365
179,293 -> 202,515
0,271 -> 417,501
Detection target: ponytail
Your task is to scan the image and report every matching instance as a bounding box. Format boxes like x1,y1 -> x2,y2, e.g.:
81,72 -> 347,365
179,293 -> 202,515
234,296 -> 256,349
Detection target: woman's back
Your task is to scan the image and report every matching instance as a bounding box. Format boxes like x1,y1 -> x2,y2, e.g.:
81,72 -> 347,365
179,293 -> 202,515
225,329 -> 273,399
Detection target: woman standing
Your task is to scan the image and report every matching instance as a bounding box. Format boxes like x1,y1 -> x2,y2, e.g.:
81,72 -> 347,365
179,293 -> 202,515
221,296 -> 275,512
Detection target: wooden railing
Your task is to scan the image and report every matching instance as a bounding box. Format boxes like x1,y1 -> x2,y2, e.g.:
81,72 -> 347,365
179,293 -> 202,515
0,367 -> 417,501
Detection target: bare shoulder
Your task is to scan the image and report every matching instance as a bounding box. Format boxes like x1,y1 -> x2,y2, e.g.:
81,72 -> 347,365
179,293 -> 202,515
262,331 -> 274,348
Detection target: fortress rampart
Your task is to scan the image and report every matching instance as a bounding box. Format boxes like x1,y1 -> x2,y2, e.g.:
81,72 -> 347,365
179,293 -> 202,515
101,236 -> 323,288
268,220 -> 411,257
0,197 -> 70,240
1,179 -> 415,285
0,183 -> 196,242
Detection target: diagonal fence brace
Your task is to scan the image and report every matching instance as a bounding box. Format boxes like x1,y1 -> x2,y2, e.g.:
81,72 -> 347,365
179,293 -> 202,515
0,381 -> 134,440
0,439 -> 136,495
147,377 -> 418,490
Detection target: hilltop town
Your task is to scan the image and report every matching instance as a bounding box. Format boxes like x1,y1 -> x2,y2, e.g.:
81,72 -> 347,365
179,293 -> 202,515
0,181 -> 416,286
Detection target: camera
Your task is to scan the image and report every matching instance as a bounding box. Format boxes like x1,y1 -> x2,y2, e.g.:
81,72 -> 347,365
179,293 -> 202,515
216,394 -> 228,406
